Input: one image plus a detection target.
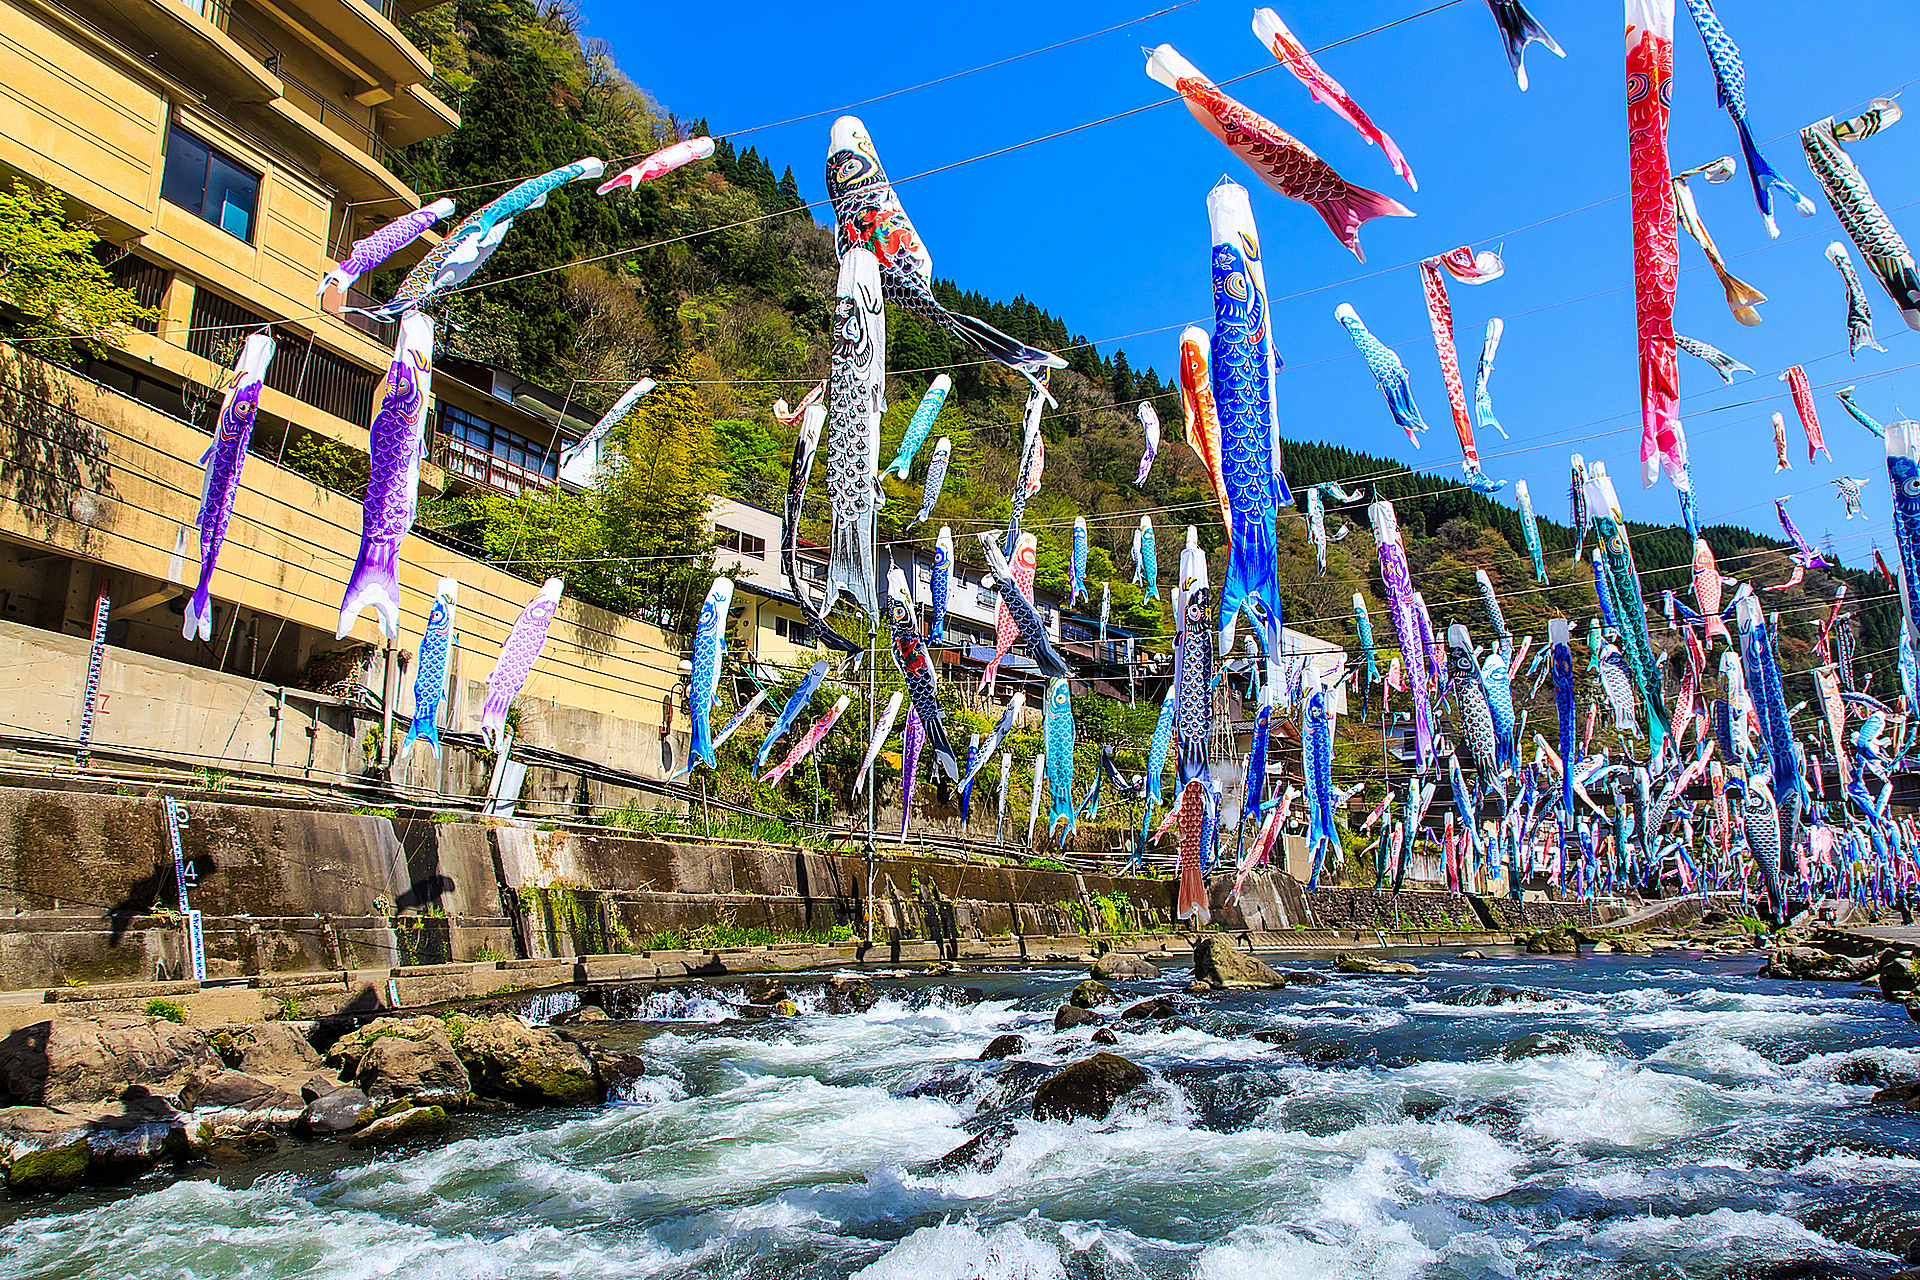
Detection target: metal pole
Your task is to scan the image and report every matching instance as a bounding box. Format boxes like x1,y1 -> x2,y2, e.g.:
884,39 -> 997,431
377,637 -> 397,778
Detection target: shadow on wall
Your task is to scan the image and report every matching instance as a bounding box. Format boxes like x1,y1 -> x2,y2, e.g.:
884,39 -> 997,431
0,349 -> 116,551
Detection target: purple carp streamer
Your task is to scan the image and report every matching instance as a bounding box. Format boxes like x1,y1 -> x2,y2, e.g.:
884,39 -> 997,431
1482,0 -> 1564,91
1679,0 -> 1814,236
482,578 -> 563,748
1676,334 -> 1753,383
898,709 -> 923,843
185,329 -> 275,642
1147,46 -> 1413,262
1135,400 -> 1161,484
827,116 -> 1063,377
339,312 -> 435,640
1335,303 -> 1428,446
1802,99 -> 1920,331
1371,500 -> 1431,773
825,247 -> 886,626
318,199 -> 452,312
1825,242 -> 1887,357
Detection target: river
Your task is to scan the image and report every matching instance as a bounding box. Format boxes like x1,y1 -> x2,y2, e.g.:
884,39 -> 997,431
4,951 -> 1919,1279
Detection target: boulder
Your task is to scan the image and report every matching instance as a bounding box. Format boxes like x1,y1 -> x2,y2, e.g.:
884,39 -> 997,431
744,978 -> 788,1005
1458,950 -> 1485,960
1872,1080 -> 1920,1111
1090,953 -> 1160,982
300,1087 -> 372,1136
1,1094 -> 191,1192
1759,947 -> 1876,982
181,1071 -> 306,1130
1280,971 -> 1329,987
347,1104 -> 450,1149
1192,938 -> 1286,989
335,1020 -> 470,1107
1054,1006 -> 1101,1032
1337,954 -> 1421,976
0,1016 -> 218,1108
1501,1034 -> 1578,1061
1069,980 -> 1113,1010
823,976 -> 881,1015
211,1024 -> 321,1077
978,1034 -> 1026,1062
1121,998 -> 1182,1021
1092,1028 -> 1120,1046
913,1120 -> 1017,1175
1522,930 -> 1579,955
1032,1052 -> 1149,1122
451,1015 -> 599,1107
1184,981 -> 1213,996
1880,953 -> 1920,1002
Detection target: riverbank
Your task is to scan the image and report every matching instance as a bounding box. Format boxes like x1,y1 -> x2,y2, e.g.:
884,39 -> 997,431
7,903 -> 1916,1207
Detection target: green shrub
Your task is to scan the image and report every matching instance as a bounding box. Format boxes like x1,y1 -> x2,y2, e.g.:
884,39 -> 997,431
144,999 -> 187,1024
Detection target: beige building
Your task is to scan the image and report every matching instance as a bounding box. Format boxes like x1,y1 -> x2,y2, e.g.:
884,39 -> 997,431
0,0 -> 689,787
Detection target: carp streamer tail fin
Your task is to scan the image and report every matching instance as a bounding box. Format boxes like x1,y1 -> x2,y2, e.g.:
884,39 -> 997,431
1309,181 -> 1414,264
936,306 -> 1066,374
336,551 -> 402,641
1736,115 -> 1813,238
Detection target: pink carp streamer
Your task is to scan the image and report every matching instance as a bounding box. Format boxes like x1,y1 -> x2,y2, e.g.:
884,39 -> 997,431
1781,365 -> 1832,462
1628,0 -> 1685,488
1252,7 -> 1415,191
1418,258 -> 1476,474
1145,44 -> 1413,262
596,136 -> 714,193
762,696 -> 851,785
482,578 -> 563,747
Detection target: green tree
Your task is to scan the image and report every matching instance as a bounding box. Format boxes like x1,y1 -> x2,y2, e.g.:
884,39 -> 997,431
0,179 -> 158,360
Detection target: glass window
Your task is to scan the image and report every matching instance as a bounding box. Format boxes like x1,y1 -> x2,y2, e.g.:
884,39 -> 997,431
160,125 -> 258,242
437,402 -> 558,483
715,526 -> 767,558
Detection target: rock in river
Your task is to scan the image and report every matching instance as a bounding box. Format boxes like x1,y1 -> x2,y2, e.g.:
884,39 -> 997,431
978,1034 -> 1026,1062
1192,937 -> 1286,989
1032,1052 -> 1149,1121
1091,953 -> 1160,982
1054,1006 -> 1101,1032
1069,980 -> 1113,1009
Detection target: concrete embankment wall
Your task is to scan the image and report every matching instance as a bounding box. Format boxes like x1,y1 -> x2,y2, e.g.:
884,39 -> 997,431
0,783 -> 1181,990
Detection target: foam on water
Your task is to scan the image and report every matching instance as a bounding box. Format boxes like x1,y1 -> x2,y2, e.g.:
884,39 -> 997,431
4,953 -> 1919,1279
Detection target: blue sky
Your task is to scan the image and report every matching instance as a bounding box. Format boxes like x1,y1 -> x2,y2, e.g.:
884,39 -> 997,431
592,0 -> 1919,559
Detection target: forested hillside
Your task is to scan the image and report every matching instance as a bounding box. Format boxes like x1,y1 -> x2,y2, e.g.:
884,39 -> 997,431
390,0 -> 1900,831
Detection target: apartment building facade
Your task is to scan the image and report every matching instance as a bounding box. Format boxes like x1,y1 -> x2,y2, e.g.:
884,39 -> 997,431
0,0 -> 683,782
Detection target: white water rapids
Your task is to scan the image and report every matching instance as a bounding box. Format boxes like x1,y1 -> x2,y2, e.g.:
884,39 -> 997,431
4,951 -> 1918,1279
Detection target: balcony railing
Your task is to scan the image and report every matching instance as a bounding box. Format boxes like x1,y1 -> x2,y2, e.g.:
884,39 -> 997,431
280,68 -> 422,189
435,435 -> 554,496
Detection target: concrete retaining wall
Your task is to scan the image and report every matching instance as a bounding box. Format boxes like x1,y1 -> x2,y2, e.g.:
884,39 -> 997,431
0,784 -> 1179,989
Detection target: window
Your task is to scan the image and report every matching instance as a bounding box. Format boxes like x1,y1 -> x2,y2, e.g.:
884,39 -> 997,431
161,126 -> 259,242
106,255 -> 168,332
438,401 -> 559,489
715,525 -> 766,558
799,559 -> 827,583
773,615 -> 812,647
